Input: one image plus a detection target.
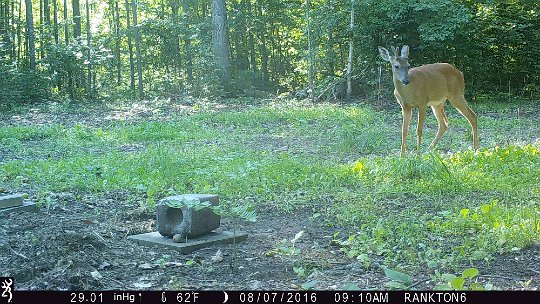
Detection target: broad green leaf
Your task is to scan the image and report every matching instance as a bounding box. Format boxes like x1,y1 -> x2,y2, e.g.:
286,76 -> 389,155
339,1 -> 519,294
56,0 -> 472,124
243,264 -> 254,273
356,253 -> 371,263
442,273 -> 457,282
384,268 -> 413,285
462,268 -> 479,279
470,283 -> 485,291
301,280 -> 318,290
451,277 -> 465,290
481,204 -> 491,214
386,281 -> 409,290
343,283 -> 361,290
293,266 -> 305,277
434,284 -> 453,291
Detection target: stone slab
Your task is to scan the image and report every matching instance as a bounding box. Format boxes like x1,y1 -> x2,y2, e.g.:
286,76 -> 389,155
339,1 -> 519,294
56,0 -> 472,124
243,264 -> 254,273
0,201 -> 37,214
0,194 -> 24,209
128,231 -> 247,254
157,194 -> 221,238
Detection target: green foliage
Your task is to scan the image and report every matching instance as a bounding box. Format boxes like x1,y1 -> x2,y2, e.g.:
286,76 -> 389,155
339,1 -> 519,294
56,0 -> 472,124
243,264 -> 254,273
383,267 -> 494,290
383,267 -> 414,289
334,139 -> 540,274
434,268 -> 494,290
356,0 -> 540,96
163,197 -> 211,210
266,230 -> 320,282
453,198 -> 540,255
3,0 -> 539,102
212,199 -> 258,223
0,65 -> 50,104
1,99 -> 539,280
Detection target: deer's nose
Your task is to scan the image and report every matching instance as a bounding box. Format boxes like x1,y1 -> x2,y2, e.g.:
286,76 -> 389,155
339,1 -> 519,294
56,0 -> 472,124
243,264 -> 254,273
402,79 -> 410,85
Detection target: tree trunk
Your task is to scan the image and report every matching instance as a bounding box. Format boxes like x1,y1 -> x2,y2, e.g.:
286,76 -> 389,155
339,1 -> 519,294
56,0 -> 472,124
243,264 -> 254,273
63,0 -> 73,97
86,0 -> 92,97
132,0 -> 144,98
63,0 -> 69,44
182,0 -> 193,86
256,0 -> 268,84
114,0 -> 121,84
73,0 -> 81,41
211,0 -> 232,87
125,0 -> 136,95
346,0 -> 354,99
39,0 -> 44,59
246,0 -> 256,72
17,0 -> 21,61
44,0 -> 50,24
0,0 -> 11,59
169,0 -> 181,86
25,0 -> 36,70
53,0 -> 58,44
327,30 -> 335,76
51,0 -> 59,89
73,0 -> 82,90
234,0 -> 249,70
108,0 -> 121,84
11,0 -> 16,60
306,0 -> 315,102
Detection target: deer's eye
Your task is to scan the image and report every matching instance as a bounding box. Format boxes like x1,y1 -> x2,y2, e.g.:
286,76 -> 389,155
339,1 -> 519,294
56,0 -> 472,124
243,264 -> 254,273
394,65 -> 399,69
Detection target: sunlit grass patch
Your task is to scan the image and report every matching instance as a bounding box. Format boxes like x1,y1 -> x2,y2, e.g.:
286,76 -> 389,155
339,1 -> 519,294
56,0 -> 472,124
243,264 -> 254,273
338,144 -> 540,271
1,99 -> 539,275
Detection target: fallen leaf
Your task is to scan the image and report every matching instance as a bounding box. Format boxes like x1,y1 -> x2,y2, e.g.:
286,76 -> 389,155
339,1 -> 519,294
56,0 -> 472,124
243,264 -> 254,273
138,263 -> 157,270
211,250 -> 223,263
98,261 -> 112,270
90,270 -> 102,280
163,262 -> 183,267
132,282 -> 153,288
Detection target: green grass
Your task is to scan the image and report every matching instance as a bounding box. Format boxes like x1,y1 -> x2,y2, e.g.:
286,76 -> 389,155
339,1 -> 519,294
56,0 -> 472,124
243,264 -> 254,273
1,98 -> 539,275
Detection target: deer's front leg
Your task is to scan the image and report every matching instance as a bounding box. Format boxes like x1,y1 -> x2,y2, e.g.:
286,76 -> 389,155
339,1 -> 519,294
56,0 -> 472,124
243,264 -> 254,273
401,106 -> 412,157
416,105 -> 427,154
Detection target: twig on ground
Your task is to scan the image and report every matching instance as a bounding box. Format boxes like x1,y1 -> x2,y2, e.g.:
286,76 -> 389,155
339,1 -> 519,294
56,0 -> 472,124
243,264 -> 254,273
8,245 -> 29,260
102,276 -> 127,289
409,278 -> 431,289
478,274 -> 518,281
528,269 -> 540,275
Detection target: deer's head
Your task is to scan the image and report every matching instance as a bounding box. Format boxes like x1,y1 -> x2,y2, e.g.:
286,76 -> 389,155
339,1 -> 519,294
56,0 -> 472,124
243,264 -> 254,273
378,45 -> 410,85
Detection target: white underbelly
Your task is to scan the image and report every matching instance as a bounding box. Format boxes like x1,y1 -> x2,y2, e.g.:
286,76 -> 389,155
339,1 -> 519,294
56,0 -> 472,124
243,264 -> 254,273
427,99 -> 446,107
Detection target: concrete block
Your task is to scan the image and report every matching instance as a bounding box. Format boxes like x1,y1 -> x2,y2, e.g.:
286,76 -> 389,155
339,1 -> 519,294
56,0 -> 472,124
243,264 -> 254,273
128,231 -> 247,254
0,194 -> 24,209
0,201 -> 37,214
156,194 -> 221,238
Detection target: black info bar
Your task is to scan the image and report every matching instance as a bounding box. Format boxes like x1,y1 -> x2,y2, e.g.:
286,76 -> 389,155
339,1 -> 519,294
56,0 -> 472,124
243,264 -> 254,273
2,290 -> 538,304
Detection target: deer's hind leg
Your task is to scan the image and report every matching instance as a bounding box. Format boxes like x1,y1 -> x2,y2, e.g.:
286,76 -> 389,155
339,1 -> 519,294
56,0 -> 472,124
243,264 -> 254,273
429,103 -> 449,150
448,95 -> 478,150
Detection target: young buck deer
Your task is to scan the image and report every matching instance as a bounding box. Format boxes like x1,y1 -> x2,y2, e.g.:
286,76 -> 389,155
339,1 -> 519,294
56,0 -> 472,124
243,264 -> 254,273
378,45 -> 478,157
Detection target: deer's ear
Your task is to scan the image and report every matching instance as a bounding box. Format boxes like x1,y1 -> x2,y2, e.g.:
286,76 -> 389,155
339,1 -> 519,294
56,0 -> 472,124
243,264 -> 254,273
391,46 -> 398,57
378,47 -> 391,61
401,45 -> 409,58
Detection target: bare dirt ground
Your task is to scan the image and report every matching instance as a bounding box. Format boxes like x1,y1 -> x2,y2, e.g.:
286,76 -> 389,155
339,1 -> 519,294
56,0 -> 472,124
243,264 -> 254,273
0,191 -> 384,290
1,191 -> 539,291
1,99 -> 539,291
